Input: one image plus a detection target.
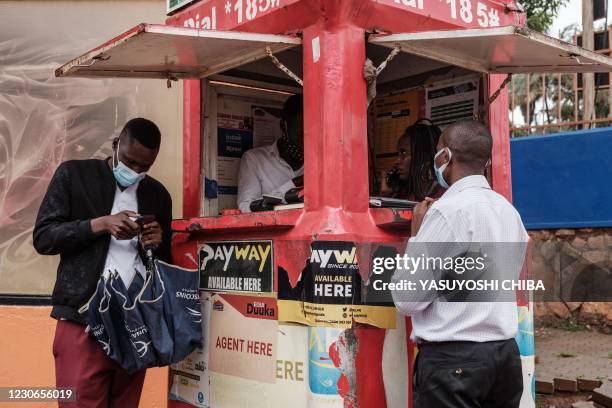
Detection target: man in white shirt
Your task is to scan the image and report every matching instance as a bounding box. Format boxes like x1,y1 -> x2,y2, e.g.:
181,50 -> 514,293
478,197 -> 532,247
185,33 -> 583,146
392,120 -> 528,408
237,95 -> 304,212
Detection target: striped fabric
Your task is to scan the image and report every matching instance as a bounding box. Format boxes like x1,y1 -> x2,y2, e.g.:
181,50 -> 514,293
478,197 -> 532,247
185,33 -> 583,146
392,175 -> 529,343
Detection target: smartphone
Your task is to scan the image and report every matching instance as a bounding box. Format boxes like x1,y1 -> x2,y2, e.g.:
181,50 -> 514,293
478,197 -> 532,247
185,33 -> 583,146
262,194 -> 283,205
133,214 -> 155,227
386,168 -> 400,192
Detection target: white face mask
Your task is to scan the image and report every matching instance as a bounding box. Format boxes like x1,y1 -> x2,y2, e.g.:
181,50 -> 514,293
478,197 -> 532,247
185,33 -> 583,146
433,147 -> 452,189
112,140 -> 146,187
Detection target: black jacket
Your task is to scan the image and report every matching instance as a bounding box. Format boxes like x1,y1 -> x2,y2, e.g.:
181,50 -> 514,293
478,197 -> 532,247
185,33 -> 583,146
33,159 -> 172,323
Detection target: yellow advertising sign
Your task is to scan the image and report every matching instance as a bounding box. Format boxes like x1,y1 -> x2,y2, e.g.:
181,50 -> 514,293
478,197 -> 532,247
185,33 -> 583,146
278,300 -> 397,329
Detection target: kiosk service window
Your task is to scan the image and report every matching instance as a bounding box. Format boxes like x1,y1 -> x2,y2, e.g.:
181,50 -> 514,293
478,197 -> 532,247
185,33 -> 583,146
55,24 -> 612,218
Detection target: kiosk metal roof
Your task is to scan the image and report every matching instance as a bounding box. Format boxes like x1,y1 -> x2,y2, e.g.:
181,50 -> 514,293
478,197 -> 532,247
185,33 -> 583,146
370,26 -> 612,74
55,24 -> 301,79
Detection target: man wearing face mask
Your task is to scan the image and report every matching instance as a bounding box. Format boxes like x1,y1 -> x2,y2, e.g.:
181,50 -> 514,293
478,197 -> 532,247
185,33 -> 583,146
33,118 -> 172,407
237,94 -> 304,213
391,120 -> 528,408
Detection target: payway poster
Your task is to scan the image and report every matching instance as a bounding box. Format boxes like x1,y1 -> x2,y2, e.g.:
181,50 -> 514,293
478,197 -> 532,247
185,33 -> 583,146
278,241 -> 397,329
199,240 -> 274,293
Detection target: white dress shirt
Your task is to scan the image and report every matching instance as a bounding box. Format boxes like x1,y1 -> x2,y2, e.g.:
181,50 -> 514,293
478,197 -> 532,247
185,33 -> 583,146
102,182 -> 146,285
237,141 -> 304,213
392,175 -> 529,343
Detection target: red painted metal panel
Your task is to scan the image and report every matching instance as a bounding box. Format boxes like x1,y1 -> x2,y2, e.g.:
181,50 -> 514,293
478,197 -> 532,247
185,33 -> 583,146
182,80 -> 202,218
172,209 -> 302,233
167,0 -> 524,33
406,317 -> 414,408
302,21 -> 369,212
370,208 -> 413,231
166,0 -> 314,32
488,73 -> 512,201
354,326 -> 388,407
358,0 -> 523,33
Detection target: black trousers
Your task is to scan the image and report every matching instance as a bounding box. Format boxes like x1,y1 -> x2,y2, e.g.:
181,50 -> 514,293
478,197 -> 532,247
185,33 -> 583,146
412,339 -> 523,408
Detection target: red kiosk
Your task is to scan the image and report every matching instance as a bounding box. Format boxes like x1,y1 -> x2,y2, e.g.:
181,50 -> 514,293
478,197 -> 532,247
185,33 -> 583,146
56,1 -> 612,406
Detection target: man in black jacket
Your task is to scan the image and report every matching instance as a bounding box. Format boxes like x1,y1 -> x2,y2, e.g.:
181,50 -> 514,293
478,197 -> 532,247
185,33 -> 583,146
34,118 -> 172,408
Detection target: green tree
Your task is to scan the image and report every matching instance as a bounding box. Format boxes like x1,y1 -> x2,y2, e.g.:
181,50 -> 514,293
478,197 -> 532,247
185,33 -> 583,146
520,0 -> 569,33
509,24 -> 584,136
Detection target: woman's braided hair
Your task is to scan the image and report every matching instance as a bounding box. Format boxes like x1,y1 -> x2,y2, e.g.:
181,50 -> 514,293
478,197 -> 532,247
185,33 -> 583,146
400,118 -> 441,200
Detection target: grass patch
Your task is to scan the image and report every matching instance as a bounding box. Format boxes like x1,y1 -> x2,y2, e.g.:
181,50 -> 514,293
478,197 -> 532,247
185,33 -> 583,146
564,320 -> 582,332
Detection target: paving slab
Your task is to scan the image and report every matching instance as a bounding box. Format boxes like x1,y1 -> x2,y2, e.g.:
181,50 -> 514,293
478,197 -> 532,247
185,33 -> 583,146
571,402 -> 596,408
592,384 -> 612,407
535,327 -> 612,383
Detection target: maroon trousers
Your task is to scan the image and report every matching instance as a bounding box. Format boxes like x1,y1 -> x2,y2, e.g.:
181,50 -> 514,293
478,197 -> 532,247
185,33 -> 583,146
53,320 -> 146,408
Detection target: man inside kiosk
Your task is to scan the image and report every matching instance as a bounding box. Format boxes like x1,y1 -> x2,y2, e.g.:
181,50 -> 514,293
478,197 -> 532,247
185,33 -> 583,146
237,95 -> 305,213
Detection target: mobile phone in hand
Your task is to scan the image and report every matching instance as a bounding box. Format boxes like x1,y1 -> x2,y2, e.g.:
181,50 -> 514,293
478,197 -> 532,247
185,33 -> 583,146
133,214 -> 155,227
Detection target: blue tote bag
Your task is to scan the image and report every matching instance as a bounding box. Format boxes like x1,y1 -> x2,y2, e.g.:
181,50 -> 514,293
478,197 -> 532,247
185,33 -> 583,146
80,261 -> 202,371
155,260 -> 202,362
101,272 -> 141,374
79,277 -> 113,358
138,263 -> 175,365
110,271 -> 158,371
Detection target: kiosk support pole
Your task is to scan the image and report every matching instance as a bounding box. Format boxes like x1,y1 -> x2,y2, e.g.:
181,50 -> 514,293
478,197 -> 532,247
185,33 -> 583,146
300,14 -> 389,407
302,20 -> 369,213
488,74 -> 513,202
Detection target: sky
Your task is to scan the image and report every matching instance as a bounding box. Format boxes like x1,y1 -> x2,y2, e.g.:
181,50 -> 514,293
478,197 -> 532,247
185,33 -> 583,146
550,0 -> 612,38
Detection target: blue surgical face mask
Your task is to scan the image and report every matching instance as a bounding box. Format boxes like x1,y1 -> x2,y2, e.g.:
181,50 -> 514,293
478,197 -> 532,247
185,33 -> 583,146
433,147 -> 452,189
112,140 -> 146,187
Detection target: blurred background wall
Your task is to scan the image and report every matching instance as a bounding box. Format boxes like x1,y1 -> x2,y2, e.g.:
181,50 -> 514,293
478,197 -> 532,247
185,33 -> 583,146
0,0 -> 183,295
0,2 -> 182,405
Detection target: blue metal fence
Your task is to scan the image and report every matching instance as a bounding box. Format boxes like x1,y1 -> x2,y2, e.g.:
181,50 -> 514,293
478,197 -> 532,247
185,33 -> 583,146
510,127 -> 612,229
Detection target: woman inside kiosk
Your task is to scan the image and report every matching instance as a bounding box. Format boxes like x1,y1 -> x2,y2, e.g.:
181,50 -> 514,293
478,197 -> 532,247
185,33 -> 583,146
379,119 -> 443,201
